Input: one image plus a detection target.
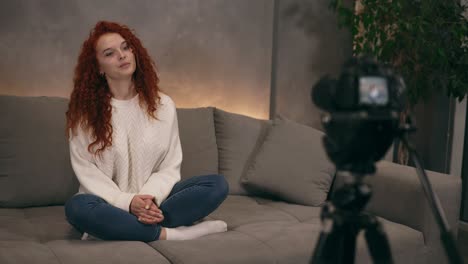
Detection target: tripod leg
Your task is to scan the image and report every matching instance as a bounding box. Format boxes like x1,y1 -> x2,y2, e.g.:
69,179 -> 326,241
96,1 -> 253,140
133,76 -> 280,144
311,231 -> 332,264
341,226 -> 358,263
311,218 -> 360,264
364,215 -> 394,264
401,136 -> 464,264
311,219 -> 342,264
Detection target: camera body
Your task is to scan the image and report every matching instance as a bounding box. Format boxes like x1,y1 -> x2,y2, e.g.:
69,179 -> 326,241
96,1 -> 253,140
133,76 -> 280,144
312,56 -> 405,174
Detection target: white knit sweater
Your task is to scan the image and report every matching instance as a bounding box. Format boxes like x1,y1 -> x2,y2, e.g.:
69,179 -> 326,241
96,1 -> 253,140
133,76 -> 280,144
69,93 -> 182,212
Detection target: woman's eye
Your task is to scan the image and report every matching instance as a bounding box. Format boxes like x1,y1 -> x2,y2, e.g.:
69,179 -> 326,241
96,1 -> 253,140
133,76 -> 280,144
123,45 -> 129,50
105,52 -> 113,57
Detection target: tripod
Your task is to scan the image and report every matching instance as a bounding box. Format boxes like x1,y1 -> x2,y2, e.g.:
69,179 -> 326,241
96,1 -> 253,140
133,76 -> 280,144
311,171 -> 393,264
311,124 -> 464,264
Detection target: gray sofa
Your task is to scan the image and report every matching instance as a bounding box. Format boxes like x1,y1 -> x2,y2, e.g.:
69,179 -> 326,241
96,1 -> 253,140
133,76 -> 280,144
0,95 -> 461,264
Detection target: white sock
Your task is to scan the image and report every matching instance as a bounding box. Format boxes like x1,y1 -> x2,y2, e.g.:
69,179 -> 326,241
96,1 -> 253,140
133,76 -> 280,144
81,232 -> 101,241
165,220 -> 227,240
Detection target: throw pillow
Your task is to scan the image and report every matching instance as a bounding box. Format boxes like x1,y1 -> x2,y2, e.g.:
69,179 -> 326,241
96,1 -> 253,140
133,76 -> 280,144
214,108 -> 271,195
242,118 -> 335,206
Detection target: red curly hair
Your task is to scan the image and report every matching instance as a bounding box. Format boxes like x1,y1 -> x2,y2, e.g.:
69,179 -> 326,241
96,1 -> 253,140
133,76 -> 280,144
66,21 -> 161,157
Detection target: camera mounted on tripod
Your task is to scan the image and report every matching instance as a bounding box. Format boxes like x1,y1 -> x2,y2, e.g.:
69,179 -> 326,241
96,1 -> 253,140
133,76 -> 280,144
312,56 -> 406,175
310,56 -> 463,264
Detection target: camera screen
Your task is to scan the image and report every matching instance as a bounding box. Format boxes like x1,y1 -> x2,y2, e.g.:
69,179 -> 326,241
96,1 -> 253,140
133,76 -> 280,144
358,76 -> 388,106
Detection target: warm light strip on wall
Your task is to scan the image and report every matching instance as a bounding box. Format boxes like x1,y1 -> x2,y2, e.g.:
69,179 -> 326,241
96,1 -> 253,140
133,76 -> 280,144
176,101 -> 268,120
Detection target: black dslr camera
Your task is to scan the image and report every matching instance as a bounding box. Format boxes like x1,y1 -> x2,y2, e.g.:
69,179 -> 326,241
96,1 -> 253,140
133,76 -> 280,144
312,56 -> 405,175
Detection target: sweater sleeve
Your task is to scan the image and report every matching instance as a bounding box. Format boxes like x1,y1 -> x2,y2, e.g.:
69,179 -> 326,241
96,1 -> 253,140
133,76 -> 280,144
138,98 -> 182,206
69,126 -> 136,212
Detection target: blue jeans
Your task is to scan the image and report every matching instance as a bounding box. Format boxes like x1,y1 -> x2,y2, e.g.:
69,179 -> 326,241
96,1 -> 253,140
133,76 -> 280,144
65,174 -> 229,242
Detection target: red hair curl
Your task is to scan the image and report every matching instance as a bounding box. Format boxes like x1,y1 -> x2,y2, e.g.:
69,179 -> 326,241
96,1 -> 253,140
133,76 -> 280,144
66,21 -> 161,157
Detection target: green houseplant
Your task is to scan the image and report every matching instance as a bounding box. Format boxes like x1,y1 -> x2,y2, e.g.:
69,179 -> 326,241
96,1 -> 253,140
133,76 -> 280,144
330,0 -> 467,105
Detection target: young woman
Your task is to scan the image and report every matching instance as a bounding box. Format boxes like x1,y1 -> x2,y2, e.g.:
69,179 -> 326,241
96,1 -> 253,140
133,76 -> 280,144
64,21 -> 228,242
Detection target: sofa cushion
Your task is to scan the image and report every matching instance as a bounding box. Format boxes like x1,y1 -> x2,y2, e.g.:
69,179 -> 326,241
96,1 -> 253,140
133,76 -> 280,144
207,195 -> 303,228
0,206 -> 81,242
149,195 -> 319,264
24,206 -> 81,242
0,196 -> 428,264
207,195 -> 426,264
149,231 -> 275,264
253,197 -> 321,223
214,108 -> 270,195
234,217 -> 426,264
0,241 -> 60,264
235,221 -> 319,263
0,210 -> 37,241
242,118 -> 335,206
46,240 -> 170,264
0,95 -> 79,207
177,108 -> 219,180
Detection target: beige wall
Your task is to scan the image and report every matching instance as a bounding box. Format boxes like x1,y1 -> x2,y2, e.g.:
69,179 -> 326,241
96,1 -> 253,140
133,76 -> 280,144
0,0 -> 273,119
0,0 -> 351,123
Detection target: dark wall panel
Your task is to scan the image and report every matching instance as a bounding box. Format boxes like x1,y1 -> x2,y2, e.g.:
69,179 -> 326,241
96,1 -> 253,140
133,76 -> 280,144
273,0 -> 352,129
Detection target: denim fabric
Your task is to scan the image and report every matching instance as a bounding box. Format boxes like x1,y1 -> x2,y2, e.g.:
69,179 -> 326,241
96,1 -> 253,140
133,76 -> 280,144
65,174 -> 229,242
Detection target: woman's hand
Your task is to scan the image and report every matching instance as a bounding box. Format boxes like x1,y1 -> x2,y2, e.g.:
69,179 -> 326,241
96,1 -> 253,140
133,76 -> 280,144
130,194 -> 164,225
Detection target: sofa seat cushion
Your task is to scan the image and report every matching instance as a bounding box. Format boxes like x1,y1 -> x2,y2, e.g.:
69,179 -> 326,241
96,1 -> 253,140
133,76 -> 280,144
207,195 -> 315,228
235,221 -> 319,263
0,206 -> 80,242
1,196 -> 428,264
0,209 -> 37,241
253,197 -> 322,223
144,195 -> 322,263
46,240 -> 170,264
206,195 -> 321,263
206,195 -> 427,264
149,231 -> 275,264
231,218 -> 426,264
0,241 -> 60,264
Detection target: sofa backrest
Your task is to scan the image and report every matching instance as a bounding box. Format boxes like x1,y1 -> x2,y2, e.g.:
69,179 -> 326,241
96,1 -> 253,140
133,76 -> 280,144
0,95 -> 334,208
0,95 -> 78,207
0,95 -> 220,207
177,107 -> 219,180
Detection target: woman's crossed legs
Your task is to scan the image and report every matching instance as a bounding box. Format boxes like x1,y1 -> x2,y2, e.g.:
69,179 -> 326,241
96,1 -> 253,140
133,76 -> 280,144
65,174 -> 229,242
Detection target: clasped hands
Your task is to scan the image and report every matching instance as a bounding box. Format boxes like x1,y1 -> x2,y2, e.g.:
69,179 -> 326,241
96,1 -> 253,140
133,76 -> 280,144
130,194 -> 164,225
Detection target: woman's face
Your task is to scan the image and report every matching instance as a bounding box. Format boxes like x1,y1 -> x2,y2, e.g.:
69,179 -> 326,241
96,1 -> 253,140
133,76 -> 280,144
95,33 -> 136,80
